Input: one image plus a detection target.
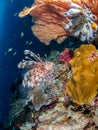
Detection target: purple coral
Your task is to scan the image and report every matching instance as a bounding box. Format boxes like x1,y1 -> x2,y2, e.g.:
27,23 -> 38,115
59,48 -> 73,63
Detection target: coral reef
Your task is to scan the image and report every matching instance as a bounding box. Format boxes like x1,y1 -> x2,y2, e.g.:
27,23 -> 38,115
19,0 -> 98,45
5,44 -> 98,130
37,103 -> 91,130
66,44 -> 98,105
94,108 -> 98,127
18,49 -> 69,112
30,86 -> 52,111
5,98 -> 26,128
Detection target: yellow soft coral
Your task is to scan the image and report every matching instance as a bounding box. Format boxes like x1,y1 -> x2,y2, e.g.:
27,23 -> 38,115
66,44 -> 98,105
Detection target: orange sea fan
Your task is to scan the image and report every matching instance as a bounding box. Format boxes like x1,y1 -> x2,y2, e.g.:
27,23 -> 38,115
19,2 -> 71,45
43,0 -> 82,9
43,0 -> 98,22
19,0 -> 98,45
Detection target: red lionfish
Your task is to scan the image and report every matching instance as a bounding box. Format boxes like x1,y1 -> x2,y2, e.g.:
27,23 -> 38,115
18,50 -> 56,88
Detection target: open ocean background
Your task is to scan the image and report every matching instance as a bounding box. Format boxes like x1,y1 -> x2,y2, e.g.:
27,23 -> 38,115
0,0 -> 84,127
0,0 -> 51,125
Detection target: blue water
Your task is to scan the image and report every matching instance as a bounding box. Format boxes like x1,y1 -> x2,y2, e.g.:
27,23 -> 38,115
0,0 -> 51,125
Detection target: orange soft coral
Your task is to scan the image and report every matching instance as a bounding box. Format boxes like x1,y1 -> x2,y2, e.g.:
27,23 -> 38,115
66,44 -> 98,105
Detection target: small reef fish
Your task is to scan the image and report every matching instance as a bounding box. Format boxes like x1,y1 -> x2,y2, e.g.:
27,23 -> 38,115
28,41 -> 33,45
8,48 -> 13,52
4,48 -> 17,56
13,13 -> 18,16
20,32 -> 24,38
25,41 -> 29,45
13,51 -> 17,56
4,48 -> 12,55
25,41 -> 33,45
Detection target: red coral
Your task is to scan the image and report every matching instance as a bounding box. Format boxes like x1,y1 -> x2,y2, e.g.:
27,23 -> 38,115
59,48 -> 73,63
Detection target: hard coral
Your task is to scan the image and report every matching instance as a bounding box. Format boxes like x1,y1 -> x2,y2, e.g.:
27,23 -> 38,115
19,0 -> 98,45
94,108 -> 98,127
31,86 -> 52,111
66,44 -> 98,105
37,103 -> 91,130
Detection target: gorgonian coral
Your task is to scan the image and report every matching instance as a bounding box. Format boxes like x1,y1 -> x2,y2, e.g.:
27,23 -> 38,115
18,0 -> 98,45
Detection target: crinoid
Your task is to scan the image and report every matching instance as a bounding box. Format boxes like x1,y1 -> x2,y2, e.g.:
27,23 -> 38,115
64,3 -> 98,42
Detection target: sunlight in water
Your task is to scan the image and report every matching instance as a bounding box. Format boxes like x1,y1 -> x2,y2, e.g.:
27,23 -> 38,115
0,1 -> 8,39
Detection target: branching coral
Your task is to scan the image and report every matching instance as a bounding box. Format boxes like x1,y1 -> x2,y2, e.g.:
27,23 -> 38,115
66,44 -> 98,105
